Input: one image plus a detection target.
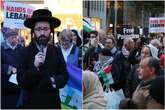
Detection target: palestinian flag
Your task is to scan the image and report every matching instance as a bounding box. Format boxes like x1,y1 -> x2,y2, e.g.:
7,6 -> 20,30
60,63 -> 82,109
97,64 -> 114,87
83,18 -> 94,32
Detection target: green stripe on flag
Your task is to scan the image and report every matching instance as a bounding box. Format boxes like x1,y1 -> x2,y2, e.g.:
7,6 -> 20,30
83,18 -> 94,32
83,25 -> 93,33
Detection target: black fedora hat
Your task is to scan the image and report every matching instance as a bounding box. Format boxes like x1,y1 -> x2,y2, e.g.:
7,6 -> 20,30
24,9 -> 61,29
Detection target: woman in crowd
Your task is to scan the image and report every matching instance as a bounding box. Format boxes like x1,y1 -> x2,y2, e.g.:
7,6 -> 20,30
83,70 -> 107,109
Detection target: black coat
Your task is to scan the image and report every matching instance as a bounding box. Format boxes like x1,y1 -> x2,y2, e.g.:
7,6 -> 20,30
83,45 -> 102,70
125,64 -> 141,98
1,43 -> 25,108
17,43 -> 68,109
110,51 -> 131,95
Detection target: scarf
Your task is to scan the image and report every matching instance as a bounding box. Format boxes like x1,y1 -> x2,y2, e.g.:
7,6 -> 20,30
83,70 -> 107,109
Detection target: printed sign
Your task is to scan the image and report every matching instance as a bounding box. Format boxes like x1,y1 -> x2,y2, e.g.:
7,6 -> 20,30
4,2 -> 34,28
117,25 -> 140,39
149,17 -> 165,33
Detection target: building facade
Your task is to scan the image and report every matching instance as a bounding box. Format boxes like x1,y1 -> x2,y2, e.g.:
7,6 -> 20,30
83,0 -> 107,31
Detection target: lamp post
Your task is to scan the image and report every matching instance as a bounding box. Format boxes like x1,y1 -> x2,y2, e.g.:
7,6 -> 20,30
114,0 -> 117,37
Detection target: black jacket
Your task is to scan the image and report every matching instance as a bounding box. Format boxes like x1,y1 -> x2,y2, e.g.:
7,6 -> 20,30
83,45 -> 102,70
110,51 -> 131,95
1,43 -> 25,108
125,64 -> 141,98
17,43 -> 68,109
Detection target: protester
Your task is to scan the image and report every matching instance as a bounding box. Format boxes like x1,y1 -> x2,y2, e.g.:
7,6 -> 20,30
150,39 -> 162,56
105,37 -> 118,57
71,29 -> 82,47
93,48 -> 112,73
132,57 -> 160,108
88,31 -> 99,48
1,27 -> 25,108
83,31 -> 102,70
59,29 -> 82,68
17,9 -> 68,108
128,38 -> 143,66
98,29 -> 107,47
125,44 -> 159,98
93,48 -> 114,90
83,70 -> 107,109
147,76 -> 164,109
18,36 -> 25,47
110,37 -> 134,95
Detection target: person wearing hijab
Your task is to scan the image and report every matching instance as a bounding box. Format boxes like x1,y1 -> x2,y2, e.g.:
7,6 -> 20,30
83,70 -> 107,109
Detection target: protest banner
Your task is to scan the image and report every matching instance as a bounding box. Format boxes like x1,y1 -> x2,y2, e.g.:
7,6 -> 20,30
117,25 -> 140,39
149,17 -> 165,33
4,2 -> 34,28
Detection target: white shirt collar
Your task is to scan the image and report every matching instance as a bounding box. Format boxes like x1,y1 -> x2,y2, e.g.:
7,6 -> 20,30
61,44 -> 73,62
6,41 -> 18,50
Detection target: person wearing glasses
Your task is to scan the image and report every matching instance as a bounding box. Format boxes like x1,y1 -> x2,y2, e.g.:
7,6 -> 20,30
17,9 -> 68,109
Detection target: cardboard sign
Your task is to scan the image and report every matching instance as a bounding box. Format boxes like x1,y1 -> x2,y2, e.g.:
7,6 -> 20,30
4,2 -> 34,28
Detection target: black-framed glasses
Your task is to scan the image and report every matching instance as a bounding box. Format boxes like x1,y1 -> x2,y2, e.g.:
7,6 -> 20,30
34,27 -> 50,31
90,35 -> 96,38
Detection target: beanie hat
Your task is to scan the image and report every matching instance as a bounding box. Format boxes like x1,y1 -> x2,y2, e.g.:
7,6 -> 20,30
3,28 -> 18,39
149,76 -> 164,105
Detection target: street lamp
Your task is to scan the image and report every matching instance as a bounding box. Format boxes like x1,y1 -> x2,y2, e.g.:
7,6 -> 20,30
114,0 -> 118,37
109,23 -> 113,28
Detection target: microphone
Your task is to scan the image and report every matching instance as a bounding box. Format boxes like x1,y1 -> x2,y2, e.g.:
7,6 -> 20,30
40,44 -> 44,52
38,35 -> 47,52
38,36 -> 47,66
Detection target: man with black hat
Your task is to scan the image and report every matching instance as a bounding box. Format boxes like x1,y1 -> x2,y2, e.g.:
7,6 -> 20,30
17,9 -> 68,108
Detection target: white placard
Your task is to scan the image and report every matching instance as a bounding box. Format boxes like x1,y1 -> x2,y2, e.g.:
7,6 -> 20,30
149,17 -> 165,33
4,2 -> 35,29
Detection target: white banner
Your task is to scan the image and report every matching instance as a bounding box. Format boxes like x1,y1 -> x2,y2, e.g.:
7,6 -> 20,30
149,17 -> 165,33
4,2 -> 34,29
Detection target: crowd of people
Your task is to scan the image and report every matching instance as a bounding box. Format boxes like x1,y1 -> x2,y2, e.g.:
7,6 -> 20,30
1,8 -> 164,109
83,29 -> 165,109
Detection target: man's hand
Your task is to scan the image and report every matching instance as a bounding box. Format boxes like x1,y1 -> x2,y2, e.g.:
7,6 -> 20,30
34,52 -> 46,68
